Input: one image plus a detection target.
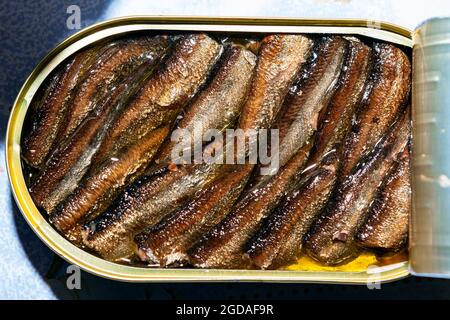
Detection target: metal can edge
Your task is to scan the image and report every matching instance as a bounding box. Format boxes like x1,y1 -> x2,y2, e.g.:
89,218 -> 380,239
6,16 -> 412,283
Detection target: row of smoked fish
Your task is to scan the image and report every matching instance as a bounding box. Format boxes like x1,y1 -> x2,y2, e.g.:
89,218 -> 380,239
22,32 -> 411,269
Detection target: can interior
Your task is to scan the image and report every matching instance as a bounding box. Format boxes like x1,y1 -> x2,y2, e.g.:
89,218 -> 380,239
7,17 -> 413,283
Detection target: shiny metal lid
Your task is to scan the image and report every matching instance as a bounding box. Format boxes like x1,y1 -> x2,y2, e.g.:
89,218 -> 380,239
411,17 -> 450,278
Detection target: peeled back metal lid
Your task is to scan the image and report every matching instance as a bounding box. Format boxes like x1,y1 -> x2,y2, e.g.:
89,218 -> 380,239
411,17 -> 450,278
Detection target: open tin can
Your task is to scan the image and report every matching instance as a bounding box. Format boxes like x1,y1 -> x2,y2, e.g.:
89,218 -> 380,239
5,16 -> 447,283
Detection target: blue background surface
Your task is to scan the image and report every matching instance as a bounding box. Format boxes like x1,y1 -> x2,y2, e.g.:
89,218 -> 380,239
2,0 -> 450,299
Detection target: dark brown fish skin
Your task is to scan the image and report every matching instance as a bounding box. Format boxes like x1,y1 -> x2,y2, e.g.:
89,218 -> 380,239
22,47 -> 99,168
50,126 -> 170,235
188,143 -> 312,269
181,57 -> 313,266
272,37 -> 347,171
135,36 -> 312,265
251,37 -> 346,186
82,163 -> 225,260
135,164 -> 253,266
305,109 -> 411,265
245,152 -> 338,269
244,40 -> 371,269
29,57 -> 159,214
56,36 -> 170,143
82,34 -> 306,262
307,38 -> 372,165
238,34 -> 312,133
92,34 -> 222,166
154,45 -> 257,165
340,43 -> 411,178
356,149 -> 411,251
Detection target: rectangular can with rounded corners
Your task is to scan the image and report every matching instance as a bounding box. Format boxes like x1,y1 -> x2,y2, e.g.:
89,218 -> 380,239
6,16 -> 424,283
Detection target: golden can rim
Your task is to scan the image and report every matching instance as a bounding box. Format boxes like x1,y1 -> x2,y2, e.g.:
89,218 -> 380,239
6,16 -> 411,283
